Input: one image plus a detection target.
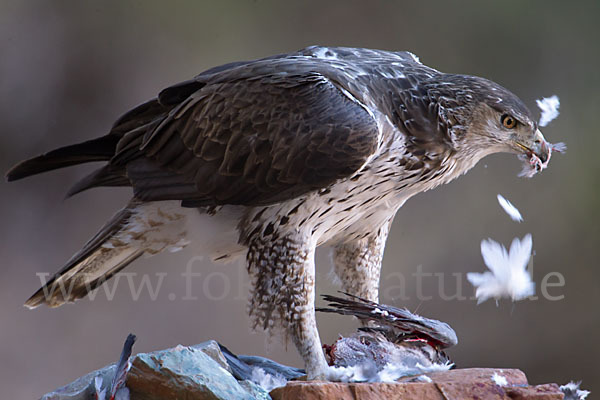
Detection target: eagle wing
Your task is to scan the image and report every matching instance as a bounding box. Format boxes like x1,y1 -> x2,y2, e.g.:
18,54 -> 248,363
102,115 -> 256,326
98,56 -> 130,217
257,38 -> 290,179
107,60 -> 381,206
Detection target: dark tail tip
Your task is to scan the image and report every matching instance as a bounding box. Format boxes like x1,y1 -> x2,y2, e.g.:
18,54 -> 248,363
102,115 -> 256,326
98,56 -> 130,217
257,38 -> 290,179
6,158 -> 45,182
6,135 -> 119,182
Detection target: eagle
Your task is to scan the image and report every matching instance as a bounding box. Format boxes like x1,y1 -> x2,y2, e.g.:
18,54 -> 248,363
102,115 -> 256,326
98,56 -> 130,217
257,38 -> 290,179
6,46 -> 555,379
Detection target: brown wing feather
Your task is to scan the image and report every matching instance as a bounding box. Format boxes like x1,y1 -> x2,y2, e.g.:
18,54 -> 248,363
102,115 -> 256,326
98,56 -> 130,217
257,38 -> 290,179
116,69 -> 381,206
10,47 -> 447,204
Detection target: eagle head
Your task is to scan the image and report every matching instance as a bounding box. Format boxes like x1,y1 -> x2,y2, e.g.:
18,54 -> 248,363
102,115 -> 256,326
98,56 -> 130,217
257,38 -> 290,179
441,75 -> 559,175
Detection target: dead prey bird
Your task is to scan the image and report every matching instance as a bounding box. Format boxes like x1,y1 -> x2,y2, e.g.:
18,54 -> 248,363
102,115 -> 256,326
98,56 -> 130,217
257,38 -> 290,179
317,294 -> 457,381
7,46 -> 561,379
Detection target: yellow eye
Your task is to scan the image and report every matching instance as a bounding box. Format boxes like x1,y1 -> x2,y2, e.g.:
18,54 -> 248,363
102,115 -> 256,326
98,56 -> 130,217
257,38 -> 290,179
501,114 -> 517,129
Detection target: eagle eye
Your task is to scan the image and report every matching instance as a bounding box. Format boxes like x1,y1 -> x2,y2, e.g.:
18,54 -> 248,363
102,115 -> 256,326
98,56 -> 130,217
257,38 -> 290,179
501,114 -> 517,129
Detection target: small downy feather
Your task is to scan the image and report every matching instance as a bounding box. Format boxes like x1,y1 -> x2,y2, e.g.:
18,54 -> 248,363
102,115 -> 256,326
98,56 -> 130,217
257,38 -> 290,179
94,376 -> 106,400
536,95 -> 560,127
467,234 -> 534,304
250,367 -> 288,391
491,372 -> 508,386
497,194 -> 523,222
560,381 -> 590,400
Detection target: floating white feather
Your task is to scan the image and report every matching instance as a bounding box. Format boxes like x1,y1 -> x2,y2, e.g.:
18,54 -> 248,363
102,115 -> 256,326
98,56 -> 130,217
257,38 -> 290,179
467,234 -> 534,304
497,194 -> 523,222
536,95 -> 560,127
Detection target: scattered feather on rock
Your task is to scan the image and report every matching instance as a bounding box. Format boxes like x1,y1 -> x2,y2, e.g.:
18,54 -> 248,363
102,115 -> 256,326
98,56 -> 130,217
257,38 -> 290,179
467,235 -> 535,304
94,376 -> 106,400
326,360 -> 452,383
93,334 -> 135,400
497,194 -> 523,222
492,371 -> 508,386
109,334 -> 136,400
250,367 -> 288,391
560,381 -> 590,400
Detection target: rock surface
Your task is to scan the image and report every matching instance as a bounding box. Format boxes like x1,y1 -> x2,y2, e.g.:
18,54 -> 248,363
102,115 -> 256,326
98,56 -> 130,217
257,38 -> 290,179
40,364 -> 117,400
41,340 -> 273,400
126,344 -> 257,400
41,341 -> 565,400
270,368 -> 564,400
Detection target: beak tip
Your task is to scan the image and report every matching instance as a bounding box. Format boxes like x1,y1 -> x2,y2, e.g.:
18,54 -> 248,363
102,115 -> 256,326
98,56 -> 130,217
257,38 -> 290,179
535,141 -> 550,164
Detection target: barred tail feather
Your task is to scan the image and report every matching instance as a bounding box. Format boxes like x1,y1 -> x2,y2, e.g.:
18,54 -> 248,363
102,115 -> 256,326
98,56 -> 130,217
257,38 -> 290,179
25,199 -> 192,308
25,205 -> 142,309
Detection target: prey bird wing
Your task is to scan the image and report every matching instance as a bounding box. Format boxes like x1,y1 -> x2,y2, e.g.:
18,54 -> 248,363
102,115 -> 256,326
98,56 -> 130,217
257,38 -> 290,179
317,293 -> 457,348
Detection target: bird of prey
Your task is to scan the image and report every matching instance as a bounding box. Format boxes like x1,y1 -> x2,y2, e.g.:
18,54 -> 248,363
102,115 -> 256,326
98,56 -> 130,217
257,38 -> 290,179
6,46 -> 558,380
317,293 -> 457,380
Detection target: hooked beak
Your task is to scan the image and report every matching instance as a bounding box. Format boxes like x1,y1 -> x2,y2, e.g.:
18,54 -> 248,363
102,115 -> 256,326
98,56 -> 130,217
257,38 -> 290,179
532,129 -> 550,164
514,128 -> 565,178
516,129 -> 551,165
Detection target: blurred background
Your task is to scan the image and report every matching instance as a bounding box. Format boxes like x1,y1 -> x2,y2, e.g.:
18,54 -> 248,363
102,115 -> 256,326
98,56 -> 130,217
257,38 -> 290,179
1,1 -> 598,398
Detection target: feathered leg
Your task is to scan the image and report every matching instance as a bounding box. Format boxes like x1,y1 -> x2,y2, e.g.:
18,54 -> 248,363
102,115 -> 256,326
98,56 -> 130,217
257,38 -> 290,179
332,219 -> 392,304
246,236 -> 328,379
